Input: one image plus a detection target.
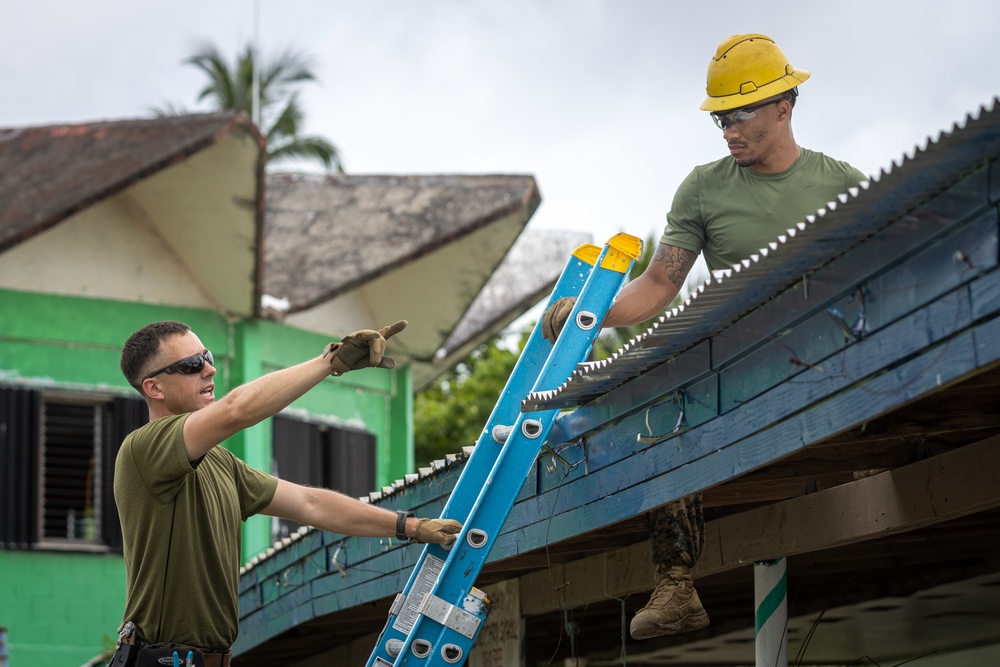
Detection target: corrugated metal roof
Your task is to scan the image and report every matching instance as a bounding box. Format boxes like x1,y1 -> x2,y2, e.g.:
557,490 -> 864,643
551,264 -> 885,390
523,96 -> 1000,411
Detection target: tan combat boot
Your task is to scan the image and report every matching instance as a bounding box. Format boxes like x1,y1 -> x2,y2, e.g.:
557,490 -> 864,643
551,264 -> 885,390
629,564 -> 710,639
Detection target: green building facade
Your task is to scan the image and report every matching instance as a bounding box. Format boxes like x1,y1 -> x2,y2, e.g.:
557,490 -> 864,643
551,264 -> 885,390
0,114 -> 413,666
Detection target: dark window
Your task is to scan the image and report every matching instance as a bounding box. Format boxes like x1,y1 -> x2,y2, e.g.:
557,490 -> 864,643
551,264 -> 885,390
0,385 -> 146,551
39,399 -> 103,543
271,415 -> 376,540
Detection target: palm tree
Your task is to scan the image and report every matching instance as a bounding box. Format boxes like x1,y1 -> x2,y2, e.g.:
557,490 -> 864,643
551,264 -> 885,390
155,41 -> 343,172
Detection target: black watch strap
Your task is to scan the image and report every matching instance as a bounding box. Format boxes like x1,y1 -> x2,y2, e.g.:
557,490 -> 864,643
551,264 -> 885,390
396,509 -> 414,541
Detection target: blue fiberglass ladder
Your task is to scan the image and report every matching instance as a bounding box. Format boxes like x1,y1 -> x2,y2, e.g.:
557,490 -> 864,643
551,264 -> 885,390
366,233 -> 642,667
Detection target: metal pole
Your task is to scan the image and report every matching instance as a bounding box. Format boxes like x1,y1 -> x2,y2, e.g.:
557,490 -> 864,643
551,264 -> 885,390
251,0 -> 261,127
754,558 -> 788,667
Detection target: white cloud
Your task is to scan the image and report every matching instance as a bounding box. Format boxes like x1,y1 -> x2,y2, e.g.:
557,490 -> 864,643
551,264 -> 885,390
3,0 -> 999,248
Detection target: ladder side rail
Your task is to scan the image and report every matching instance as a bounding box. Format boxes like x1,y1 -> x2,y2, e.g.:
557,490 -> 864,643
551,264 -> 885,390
364,244 -> 602,667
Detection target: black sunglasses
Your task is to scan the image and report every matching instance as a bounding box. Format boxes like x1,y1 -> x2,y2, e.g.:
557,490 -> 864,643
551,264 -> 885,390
143,351 -> 215,380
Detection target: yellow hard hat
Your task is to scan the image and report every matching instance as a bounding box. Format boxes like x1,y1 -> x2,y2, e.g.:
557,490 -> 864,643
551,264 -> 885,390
700,34 -> 810,112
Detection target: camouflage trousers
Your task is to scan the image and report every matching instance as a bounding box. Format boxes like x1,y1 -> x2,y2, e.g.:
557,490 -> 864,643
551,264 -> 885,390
648,492 -> 704,568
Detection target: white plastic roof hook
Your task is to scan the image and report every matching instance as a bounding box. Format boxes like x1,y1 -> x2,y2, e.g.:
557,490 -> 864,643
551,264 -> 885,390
636,391 -> 687,444
331,545 -> 347,577
849,285 -> 874,340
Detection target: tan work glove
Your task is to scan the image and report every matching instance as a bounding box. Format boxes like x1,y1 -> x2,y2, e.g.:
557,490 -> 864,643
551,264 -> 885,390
541,297 -> 576,344
413,518 -> 463,546
324,320 -> 408,376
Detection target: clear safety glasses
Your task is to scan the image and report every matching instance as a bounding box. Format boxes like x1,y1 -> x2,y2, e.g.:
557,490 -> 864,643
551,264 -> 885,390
710,98 -> 784,130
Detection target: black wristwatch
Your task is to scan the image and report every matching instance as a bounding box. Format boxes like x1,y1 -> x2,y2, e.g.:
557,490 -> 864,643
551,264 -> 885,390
396,509 -> 414,541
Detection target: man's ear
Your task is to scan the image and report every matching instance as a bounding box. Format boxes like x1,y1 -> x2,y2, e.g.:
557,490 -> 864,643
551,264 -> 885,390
777,98 -> 793,121
142,377 -> 164,401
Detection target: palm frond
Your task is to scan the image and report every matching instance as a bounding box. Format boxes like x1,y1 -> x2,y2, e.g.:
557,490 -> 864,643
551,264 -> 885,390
268,136 -> 344,173
264,95 -> 306,142
185,42 -> 239,109
259,48 -> 318,98
169,40 -> 341,171
148,101 -> 190,117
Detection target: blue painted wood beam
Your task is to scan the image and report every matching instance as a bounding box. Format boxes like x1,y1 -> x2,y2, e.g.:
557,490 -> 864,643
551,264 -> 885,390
237,267 -> 1000,655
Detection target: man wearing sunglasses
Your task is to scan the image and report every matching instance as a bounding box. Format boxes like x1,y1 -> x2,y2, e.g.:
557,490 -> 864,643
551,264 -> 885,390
112,320 -> 462,664
542,34 -> 866,640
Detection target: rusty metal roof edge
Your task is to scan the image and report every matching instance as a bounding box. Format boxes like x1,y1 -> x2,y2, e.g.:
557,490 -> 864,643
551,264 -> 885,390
522,96 -> 1000,411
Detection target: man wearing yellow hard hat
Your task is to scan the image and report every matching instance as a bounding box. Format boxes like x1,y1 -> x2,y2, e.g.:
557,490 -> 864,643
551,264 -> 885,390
543,34 -> 866,639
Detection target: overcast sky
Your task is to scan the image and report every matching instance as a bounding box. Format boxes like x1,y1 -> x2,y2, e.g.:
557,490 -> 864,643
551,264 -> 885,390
4,0 -> 999,263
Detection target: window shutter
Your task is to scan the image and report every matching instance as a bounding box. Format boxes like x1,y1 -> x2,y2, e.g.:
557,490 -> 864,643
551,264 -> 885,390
0,386 -> 40,548
326,428 -> 376,500
272,416 -> 324,487
270,417 -> 377,540
104,396 -> 148,552
271,416 -> 323,539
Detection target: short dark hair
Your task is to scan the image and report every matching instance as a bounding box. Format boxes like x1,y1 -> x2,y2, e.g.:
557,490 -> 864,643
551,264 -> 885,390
121,321 -> 191,393
785,87 -> 799,108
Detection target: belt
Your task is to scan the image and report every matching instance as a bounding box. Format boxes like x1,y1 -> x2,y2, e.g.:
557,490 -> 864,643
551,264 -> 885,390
202,652 -> 231,667
145,644 -> 231,667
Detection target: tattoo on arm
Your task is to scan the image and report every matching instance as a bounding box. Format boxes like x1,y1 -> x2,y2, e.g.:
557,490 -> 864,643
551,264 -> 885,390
653,245 -> 698,291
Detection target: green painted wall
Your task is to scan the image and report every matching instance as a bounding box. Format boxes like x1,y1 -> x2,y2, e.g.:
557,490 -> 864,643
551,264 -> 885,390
0,550 -> 126,666
230,319 -> 271,562
389,364 -> 415,479
0,288 -> 414,663
0,288 -> 231,390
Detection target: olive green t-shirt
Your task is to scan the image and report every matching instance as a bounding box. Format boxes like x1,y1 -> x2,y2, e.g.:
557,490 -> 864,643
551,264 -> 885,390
661,147 -> 866,272
114,414 -> 278,648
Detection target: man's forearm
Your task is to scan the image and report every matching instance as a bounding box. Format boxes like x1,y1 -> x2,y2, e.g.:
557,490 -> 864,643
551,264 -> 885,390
271,482 -> 401,538
266,481 -> 462,546
310,490 -> 400,538
603,243 -> 693,329
603,278 -> 680,329
183,355 -> 332,460
221,356 -> 331,429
